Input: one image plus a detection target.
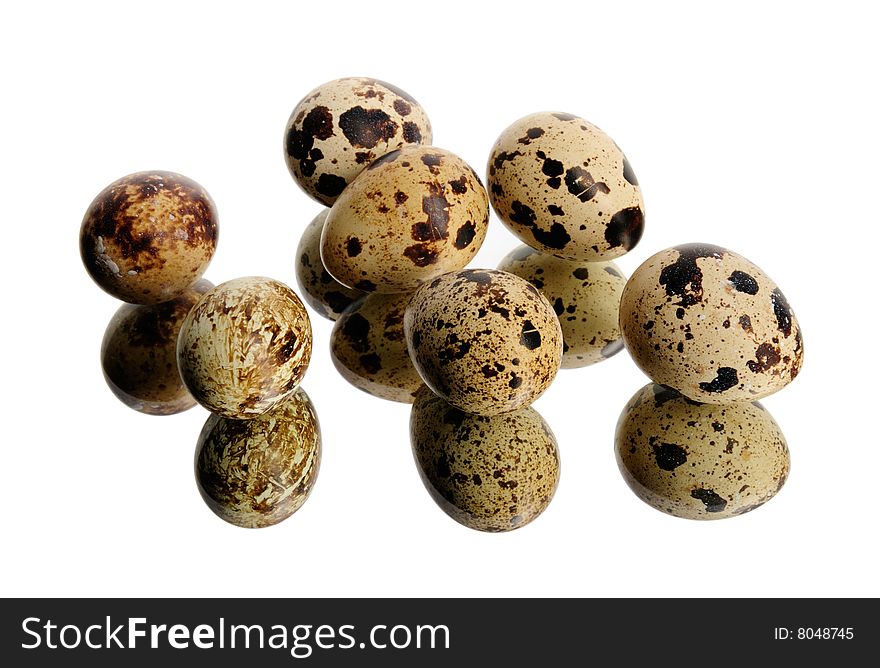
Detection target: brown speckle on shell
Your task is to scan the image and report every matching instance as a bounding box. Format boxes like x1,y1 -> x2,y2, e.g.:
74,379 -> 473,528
615,384 -> 790,520
195,388 -> 321,528
410,389 -> 559,532
80,171 -> 218,304
177,277 -> 312,419
404,269 -> 562,416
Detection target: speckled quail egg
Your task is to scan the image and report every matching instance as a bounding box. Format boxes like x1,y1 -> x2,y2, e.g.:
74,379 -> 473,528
404,269 -> 562,416
177,277 -> 312,419
195,387 -> 321,528
498,244 -> 626,368
620,243 -> 804,404
284,77 -> 433,206
487,112 -> 644,261
321,145 -> 489,293
331,291 -> 424,403
295,210 -> 365,320
410,388 -> 559,532
615,383 -> 790,520
80,171 -> 218,304
101,279 -> 212,415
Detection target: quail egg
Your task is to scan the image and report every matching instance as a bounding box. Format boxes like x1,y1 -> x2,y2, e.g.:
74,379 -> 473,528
177,277 -> 312,419
404,269 -> 562,416
410,388 -> 560,532
615,383 -> 790,520
284,77 -> 432,206
101,279 -> 213,415
295,210 -> 365,320
80,171 -> 218,304
498,244 -> 626,368
330,291 -> 424,403
321,145 -> 489,293
620,243 -> 804,403
487,112 -> 644,261
195,387 -> 321,528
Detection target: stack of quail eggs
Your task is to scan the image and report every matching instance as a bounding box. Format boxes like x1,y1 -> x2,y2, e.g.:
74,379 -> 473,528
615,245 -> 802,519
81,76 -> 803,532
81,174 -> 319,529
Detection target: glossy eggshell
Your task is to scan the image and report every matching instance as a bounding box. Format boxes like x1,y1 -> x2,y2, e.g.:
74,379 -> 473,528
295,210 -> 364,320
497,245 -> 626,368
80,171 -> 218,304
615,384 -> 790,520
410,389 -> 560,532
284,77 -> 432,206
487,112 -> 644,261
330,291 -> 424,403
620,244 -> 804,403
321,145 -> 489,293
404,269 -> 562,416
195,387 -> 321,528
101,279 -> 213,415
177,277 -> 312,419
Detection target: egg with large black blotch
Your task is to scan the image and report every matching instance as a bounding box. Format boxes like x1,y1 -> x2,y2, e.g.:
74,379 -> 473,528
195,388 -> 321,528
80,171 -> 218,304
177,277 -> 312,419
295,209 -> 365,320
615,383 -> 790,520
487,112 -> 644,261
101,279 -> 212,415
619,243 -> 804,403
410,388 -> 560,532
330,291 -> 424,403
284,77 -> 433,206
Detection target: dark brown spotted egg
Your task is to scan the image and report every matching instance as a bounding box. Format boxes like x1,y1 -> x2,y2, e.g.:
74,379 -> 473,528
498,245 -> 626,369
404,269 -> 562,416
196,387 -> 321,528
177,277 -> 312,419
295,210 -> 364,320
487,112 -> 644,261
616,384 -> 790,520
331,292 -> 424,403
284,77 -> 433,206
620,244 -> 804,404
410,388 -> 560,532
322,145 -> 489,293
101,279 -> 212,415
80,171 -> 218,304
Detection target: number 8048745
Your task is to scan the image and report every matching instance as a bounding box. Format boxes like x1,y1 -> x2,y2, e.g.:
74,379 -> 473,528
773,628 -> 854,640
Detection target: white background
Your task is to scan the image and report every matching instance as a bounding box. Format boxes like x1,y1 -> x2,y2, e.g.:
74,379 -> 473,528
2,1 -> 877,598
